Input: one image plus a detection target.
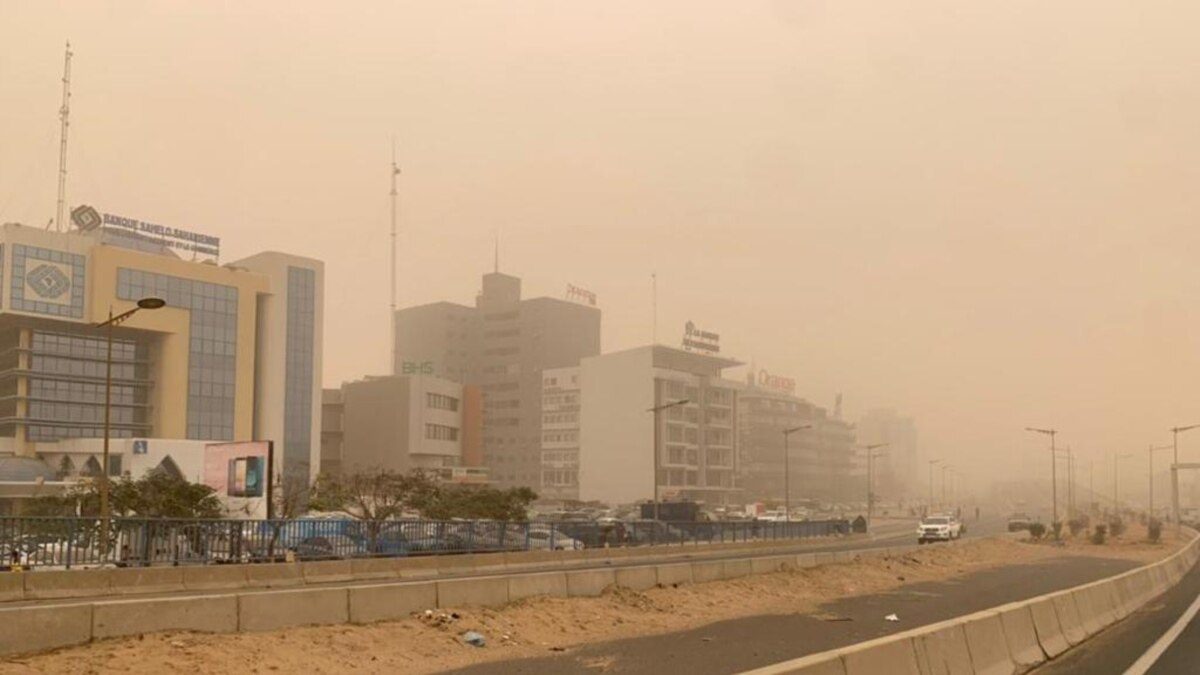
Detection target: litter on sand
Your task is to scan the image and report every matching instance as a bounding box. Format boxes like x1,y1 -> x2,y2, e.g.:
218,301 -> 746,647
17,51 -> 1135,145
885,614 -> 900,622
462,631 -> 487,647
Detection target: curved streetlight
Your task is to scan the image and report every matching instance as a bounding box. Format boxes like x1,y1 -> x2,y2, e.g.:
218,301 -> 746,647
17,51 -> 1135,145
1025,427 -> 1059,530
96,297 -> 165,553
1170,425 -> 1200,526
863,443 -> 888,526
647,398 -> 689,521
782,425 -> 812,522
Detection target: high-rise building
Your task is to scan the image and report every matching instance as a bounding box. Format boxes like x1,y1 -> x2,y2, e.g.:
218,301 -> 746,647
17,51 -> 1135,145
0,215 -> 323,512
393,271 -> 600,490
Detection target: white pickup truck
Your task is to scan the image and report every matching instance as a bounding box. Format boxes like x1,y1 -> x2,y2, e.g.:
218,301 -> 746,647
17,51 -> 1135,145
917,515 -> 962,544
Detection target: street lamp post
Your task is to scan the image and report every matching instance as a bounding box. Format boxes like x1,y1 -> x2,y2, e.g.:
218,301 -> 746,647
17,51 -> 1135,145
1026,428 -> 1058,530
647,398 -> 689,522
96,297 -> 165,554
1170,425 -> 1199,525
1113,452 -> 1132,516
863,443 -> 888,527
928,459 -> 941,511
782,425 -> 812,523
1148,444 -> 1172,521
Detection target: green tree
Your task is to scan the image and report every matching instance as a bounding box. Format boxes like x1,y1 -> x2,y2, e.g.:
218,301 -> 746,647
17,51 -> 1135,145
28,472 -> 224,519
413,484 -> 538,521
307,469 -> 438,551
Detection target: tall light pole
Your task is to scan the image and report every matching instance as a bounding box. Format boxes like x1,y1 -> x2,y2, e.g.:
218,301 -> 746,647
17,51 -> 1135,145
648,398 -> 689,521
1113,452 -> 1132,515
1026,428 -> 1058,527
1170,425 -> 1199,526
1053,446 -> 1073,519
941,463 -> 953,504
863,443 -> 888,526
96,297 -> 165,553
928,459 -> 941,511
782,425 -> 812,522
1148,444 -> 1172,521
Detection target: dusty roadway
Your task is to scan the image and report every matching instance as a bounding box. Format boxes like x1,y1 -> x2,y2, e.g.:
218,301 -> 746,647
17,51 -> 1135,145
443,517 -> 1153,675
1033,548 -> 1200,674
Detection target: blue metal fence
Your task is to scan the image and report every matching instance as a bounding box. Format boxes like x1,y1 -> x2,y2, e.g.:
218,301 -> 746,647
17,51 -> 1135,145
0,517 -> 849,569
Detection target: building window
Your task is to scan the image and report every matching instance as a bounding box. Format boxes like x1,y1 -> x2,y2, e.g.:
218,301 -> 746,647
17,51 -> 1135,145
426,392 -> 459,411
425,423 -> 459,442
117,267 -> 238,441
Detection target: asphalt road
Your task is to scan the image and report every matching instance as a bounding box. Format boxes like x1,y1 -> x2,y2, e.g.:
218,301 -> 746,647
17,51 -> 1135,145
444,528 -> 1137,674
1034,553 -> 1200,674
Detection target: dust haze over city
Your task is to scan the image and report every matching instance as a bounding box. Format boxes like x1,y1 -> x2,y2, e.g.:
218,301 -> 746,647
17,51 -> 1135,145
3,2 -> 1200,673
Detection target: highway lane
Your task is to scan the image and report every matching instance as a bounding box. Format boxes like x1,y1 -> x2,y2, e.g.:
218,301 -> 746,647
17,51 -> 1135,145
1034,554 -> 1200,674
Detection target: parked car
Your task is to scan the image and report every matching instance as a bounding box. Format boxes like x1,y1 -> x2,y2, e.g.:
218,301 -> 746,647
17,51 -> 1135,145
525,525 -> 583,551
917,515 -> 962,544
1007,513 -> 1032,532
290,534 -> 366,560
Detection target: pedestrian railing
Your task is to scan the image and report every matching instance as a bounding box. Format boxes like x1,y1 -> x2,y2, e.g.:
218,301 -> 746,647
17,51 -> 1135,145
0,516 -> 849,569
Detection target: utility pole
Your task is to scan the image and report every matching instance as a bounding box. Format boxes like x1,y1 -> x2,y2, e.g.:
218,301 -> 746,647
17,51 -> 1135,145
389,141 -> 400,373
782,425 -> 812,522
54,42 -> 73,232
1026,428 -> 1058,529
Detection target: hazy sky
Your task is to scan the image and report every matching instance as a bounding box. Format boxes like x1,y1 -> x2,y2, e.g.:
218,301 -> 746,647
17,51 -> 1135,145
4,1 -> 1200,487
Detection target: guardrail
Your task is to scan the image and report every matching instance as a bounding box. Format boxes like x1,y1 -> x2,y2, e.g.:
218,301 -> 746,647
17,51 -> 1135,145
0,516 -> 849,569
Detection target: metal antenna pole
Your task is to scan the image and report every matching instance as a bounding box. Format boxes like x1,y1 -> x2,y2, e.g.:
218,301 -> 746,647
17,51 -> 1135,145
651,273 -> 657,345
54,42 -> 73,232
389,140 -> 399,373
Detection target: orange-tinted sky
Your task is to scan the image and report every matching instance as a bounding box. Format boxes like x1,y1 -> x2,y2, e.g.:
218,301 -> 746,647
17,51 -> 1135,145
4,1 -> 1200,487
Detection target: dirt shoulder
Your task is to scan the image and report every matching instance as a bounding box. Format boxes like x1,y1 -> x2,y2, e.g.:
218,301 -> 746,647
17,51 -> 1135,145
1,531 -> 1186,675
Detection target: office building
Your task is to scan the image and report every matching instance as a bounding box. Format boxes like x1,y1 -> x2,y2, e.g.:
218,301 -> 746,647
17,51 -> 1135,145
327,374 -> 485,483
539,366 -> 580,501
574,345 -> 741,506
736,370 -> 858,505
393,271 -> 600,490
0,210 -> 323,512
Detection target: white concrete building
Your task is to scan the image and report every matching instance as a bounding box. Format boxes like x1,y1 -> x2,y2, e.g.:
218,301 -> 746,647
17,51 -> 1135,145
539,366 -> 580,501
576,345 -> 741,506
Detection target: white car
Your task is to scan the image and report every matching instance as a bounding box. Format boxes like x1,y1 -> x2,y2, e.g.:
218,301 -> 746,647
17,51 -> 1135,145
917,515 -> 962,544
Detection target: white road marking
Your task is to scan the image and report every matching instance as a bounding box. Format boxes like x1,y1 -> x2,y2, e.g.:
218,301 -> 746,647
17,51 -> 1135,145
1124,590 -> 1200,675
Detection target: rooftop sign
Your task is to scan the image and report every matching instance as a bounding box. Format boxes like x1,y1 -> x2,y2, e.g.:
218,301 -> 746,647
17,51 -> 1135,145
682,321 -> 720,354
97,210 -> 220,259
758,369 -> 797,394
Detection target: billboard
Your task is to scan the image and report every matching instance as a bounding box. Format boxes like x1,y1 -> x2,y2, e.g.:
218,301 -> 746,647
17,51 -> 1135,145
204,441 -> 272,518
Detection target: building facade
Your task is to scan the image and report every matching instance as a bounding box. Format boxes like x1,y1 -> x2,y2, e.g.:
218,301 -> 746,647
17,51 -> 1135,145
0,218 -> 323,509
539,366 -> 580,501
575,345 -> 741,506
736,372 -> 859,506
393,271 -> 600,491
331,374 -> 484,482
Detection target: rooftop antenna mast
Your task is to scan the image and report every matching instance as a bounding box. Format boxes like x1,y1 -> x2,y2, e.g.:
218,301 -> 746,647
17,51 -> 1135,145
53,41 -> 73,232
651,272 -> 657,345
389,139 -> 400,374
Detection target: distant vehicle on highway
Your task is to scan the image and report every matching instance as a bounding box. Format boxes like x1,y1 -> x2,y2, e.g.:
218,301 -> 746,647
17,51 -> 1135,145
1007,513 -> 1033,532
917,515 -> 962,544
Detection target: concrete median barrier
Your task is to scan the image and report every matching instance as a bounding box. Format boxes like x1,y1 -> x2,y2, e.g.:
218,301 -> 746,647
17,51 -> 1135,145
0,602 -> 92,657
437,576 -> 509,608
508,572 -> 568,601
182,564 -> 249,591
108,566 -> 185,596
350,557 -> 401,580
656,563 -> 693,587
1070,587 -> 1105,637
751,555 -> 795,575
1050,592 -> 1087,645
724,559 -> 752,579
93,594 -> 237,639
0,573 -> 23,602
691,560 -> 725,583
840,636 -> 920,675
614,566 -> 657,591
394,555 -> 441,578
997,603 -> 1047,671
912,622 -> 972,674
348,582 -> 436,624
245,562 -> 303,588
566,569 -> 616,597
1028,597 -> 1070,658
23,568 -> 112,600
961,611 -> 1016,675
301,560 -> 354,584
238,587 -> 349,631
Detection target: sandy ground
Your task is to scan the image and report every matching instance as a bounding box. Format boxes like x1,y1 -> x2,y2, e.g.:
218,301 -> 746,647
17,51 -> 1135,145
2,530 -> 1186,675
